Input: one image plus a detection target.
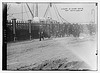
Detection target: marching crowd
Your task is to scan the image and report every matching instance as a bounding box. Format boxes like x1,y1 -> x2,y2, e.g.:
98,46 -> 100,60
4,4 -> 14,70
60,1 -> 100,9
39,23 -> 96,41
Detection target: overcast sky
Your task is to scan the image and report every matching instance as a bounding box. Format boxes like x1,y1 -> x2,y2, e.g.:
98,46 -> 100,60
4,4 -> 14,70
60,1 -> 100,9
7,2 -> 97,24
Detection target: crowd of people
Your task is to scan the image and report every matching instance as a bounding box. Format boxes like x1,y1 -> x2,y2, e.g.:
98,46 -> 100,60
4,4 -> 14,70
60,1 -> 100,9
39,23 -> 96,41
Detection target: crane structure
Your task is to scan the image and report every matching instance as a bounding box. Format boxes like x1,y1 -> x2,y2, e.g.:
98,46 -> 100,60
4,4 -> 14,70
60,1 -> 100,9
7,2 -> 69,24
43,3 -> 69,24
26,3 -> 34,19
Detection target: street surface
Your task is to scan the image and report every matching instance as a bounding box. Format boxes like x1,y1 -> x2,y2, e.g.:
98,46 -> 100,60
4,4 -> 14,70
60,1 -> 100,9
7,34 -> 97,70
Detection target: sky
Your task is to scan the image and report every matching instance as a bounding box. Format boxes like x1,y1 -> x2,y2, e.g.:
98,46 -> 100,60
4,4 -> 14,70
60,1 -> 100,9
7,2 -> 97,24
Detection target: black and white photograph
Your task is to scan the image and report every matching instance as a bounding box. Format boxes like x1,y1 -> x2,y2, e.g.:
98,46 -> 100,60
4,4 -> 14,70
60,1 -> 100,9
2,1 -> 98,71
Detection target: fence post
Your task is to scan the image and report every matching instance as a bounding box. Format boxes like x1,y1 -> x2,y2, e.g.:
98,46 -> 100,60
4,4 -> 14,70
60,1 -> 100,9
12,18 -> 16,42
28,20 -> 32,40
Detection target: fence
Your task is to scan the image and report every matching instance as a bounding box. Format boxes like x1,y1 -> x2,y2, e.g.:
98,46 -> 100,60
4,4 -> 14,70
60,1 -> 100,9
7,19 -> 65,42
7,19 -> 97,42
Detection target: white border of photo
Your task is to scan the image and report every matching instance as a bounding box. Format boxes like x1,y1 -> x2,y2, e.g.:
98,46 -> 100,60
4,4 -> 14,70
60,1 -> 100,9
0,0 -> 100,73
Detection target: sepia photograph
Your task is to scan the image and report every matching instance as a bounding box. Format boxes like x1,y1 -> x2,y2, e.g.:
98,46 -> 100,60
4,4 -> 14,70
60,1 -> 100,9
2,1 -> 98,71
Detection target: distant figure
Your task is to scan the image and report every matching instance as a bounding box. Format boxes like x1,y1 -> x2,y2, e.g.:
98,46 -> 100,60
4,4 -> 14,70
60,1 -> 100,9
39,31 -> 44,41
41,31 -> 44,40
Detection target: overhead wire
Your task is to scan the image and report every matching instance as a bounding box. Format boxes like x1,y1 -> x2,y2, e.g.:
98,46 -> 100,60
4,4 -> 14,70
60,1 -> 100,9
45,6 -> 50,18
43,4 -> 50,18
53,4 -> 60,22
54,5 -> 63,23
8,3 -> 32,21
8,3 -> 69,23
32,4 -> 34,18
49,7 -> 52,19
54,5 -> 65,23
54,5 -> 69,23
24,4 -> 29,19
26,3 -> 34,18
